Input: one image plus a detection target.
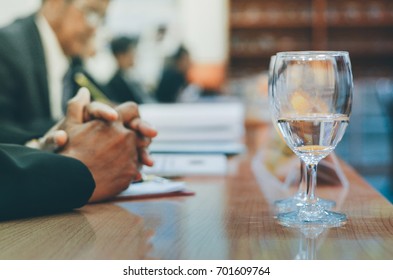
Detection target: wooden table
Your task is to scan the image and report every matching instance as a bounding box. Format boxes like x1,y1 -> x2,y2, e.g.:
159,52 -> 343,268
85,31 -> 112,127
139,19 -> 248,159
0,126 -> 392,260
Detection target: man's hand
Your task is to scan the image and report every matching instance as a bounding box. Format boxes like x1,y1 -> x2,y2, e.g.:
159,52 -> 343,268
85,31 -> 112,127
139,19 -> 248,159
58,89 -> 139,202
30,88 -> 158,168
28,88 -> 119,151
25,130 -> 68,152
115,102 -> 158,167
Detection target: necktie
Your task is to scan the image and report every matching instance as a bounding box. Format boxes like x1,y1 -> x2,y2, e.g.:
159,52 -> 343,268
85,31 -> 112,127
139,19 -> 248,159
62,66 -> 74,114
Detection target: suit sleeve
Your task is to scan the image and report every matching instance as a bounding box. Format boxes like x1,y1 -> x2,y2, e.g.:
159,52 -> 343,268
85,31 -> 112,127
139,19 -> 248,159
0,41 -> 19,124
0,144 -> 95,220
0,123 -> 41,145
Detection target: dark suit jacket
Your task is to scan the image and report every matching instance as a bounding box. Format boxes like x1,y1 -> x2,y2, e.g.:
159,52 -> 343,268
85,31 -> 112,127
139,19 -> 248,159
0,16 -> 97,220
106,70 -> 145,104
0,144 -> 95,220
0,14 -> 54,136
155,66 -> 187,103
0,122 -> 38,145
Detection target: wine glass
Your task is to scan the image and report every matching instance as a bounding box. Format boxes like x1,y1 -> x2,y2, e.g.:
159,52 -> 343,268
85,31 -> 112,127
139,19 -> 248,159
270,51 -> 353,227
268,55 -> 336,213
295,224 -> 326,260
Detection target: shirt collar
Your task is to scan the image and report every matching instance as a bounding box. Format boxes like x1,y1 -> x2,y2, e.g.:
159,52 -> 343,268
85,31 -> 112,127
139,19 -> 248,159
35,14 -> 70,120
35,14 -> 69,79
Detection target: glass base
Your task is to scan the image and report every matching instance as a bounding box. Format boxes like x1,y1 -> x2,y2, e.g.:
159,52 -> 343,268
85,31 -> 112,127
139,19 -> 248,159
276,205 -> 347,228
274,196 -> 336,213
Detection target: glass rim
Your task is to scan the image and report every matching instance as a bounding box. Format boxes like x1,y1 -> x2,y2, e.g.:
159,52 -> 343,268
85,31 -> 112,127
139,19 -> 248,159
276,51 -> 349,57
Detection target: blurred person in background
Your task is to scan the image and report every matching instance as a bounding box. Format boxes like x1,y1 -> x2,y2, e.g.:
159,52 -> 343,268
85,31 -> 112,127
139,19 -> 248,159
133,24 -> 168,94
134,23 -> 182,94
155,45 -> 192,103
106,36 -> 151,104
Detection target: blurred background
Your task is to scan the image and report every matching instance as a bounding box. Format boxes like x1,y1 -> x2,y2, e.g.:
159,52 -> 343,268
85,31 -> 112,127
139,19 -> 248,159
1,0 -> 392,202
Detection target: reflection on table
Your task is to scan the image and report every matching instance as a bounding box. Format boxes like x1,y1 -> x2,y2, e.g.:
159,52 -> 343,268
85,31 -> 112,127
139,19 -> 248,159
0,124 -> 392,260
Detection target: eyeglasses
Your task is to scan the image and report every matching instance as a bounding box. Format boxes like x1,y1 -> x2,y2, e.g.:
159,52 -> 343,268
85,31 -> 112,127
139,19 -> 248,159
83,9 -> 103,27
72,0 -> 104,28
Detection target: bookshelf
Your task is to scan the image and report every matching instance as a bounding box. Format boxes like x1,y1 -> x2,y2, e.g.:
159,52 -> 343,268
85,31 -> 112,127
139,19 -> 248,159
229,0 -> 393,77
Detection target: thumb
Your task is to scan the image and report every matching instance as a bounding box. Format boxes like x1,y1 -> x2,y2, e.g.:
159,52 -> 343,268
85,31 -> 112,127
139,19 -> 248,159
66,87 -> 91,124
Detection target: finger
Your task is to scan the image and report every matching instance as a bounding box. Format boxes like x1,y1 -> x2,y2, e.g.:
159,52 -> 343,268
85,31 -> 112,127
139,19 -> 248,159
138,148 -> 154,167
115,102 -> 158,138
130,118 -> 158,138
136,136 -> 152,149
53,130 -> 68,147
66,87 -> 91,124
39,130 -> 68,152
133,172 -> 143,182
115,102 -> 139,124
84,101 -> 118,122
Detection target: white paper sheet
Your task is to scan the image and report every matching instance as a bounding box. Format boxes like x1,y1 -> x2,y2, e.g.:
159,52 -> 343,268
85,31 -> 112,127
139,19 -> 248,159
142,153 -> 228,177
118,180 -> 186,197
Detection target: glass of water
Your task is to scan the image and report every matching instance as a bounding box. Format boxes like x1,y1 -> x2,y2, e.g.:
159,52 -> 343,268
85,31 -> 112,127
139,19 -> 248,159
269,51 -> 353,227
268,55 -> 337,213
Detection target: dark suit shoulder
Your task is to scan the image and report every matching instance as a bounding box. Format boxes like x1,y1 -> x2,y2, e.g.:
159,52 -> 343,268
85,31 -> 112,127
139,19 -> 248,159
0,14 -> 43,81
0,15 -> 37,64
0,14 -> 51,134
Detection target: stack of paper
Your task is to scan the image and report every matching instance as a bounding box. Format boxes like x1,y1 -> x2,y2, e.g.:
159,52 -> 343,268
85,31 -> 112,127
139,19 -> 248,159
139,102 -> 245,154
118,180 -> 187,198
142,154 -> 228,177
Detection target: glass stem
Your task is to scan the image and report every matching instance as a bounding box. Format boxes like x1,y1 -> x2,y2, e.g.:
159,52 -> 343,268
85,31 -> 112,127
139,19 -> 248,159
305,163 -> 318,205
306,238 -> 316,260
296,161 -> 307,200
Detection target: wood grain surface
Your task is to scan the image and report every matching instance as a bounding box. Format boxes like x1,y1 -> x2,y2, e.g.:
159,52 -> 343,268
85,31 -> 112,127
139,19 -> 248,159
0,125 -> 392,260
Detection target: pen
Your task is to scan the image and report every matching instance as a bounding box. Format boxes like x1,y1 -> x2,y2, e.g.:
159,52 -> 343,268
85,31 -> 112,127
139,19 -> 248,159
74,72 -> 113,105
133,173 -> 170,184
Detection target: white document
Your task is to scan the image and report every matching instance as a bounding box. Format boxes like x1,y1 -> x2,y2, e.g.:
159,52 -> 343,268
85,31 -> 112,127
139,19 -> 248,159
142,153 -> 228,177
139,103 -> 245,142
140,102 -> 245,154
118,180 -> 186,197
148,141 -> 245,155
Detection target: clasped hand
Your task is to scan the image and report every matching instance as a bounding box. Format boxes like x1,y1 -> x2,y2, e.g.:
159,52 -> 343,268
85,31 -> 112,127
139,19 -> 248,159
30,88 -> 157,202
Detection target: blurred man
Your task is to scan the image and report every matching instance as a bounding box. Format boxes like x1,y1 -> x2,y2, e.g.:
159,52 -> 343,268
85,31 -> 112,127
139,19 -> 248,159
155,45 -> 192,103
0,0 -> 159,219
0,0 -> 156,162
106,36 -> 149,104
0,0 -> 110,137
